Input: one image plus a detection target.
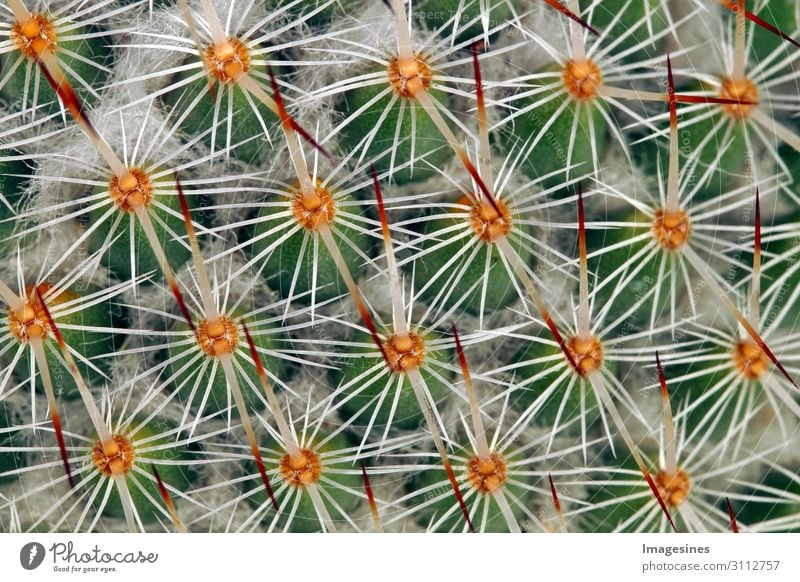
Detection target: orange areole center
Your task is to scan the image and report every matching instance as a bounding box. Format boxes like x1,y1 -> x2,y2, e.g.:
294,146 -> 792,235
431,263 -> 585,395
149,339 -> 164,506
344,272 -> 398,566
204,38 -> 251,83
7,283 -> 73,343
12,14 -> 57,58
458,195 -> 512,243
719,76 -> 758,119
384,331 -> 426,373
291,183 -> 336,230
652,209 -> 691,251
197,316 -> 239,357
566,335 -> 604,377
279,448 -> 322,487
109,167 -> 154,212
562,59 -> 603,101
388,54 -> 433,99
732,340 -> 769,380
92,434 -> 135,476
467,452 -> 508,494
653,469 -> 691,508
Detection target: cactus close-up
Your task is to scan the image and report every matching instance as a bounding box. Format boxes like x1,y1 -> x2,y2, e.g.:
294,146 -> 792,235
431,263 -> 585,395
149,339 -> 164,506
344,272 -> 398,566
1,0 -> 799,543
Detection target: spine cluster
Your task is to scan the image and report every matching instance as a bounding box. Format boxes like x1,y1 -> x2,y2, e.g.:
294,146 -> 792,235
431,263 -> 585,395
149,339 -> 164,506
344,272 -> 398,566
0,0 -> 799,533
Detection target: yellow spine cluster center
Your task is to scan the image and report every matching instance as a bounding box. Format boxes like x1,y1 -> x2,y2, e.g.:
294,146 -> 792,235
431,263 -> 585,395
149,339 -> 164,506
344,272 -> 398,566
653,469 -> 691,507
466,452 -> 508,494
291,184 -> 336,230
92,434 -> 135,476
719,76 -> 758,119
109,168 -> 154,212
458,195 -> 512,243
7,284 -> 72,343
384,331 -> 426,373
12,14 -> 57,58
566,335 -> 604,377
562,59 -> 603,101
197,316 -> 239,357
204,38 -> 251,84
732,340 -> 769,380
652,209 -> 691,251
279,448 -> 322,487
8,302 -> 48,342
388,54 -> 433,99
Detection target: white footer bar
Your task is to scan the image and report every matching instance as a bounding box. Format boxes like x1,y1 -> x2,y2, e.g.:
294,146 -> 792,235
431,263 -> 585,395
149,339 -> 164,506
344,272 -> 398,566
1,533 -> 797,581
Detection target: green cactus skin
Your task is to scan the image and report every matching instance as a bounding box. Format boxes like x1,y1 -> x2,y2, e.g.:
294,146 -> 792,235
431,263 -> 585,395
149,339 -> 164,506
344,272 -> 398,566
781,144 -> 800,198
266,0 -> 344,26
0,158 -> 33,246
501,88 -> 608,193
725,204 -> 800,333
409,197 -> 530,316
0,405 -> 26,484
586,210 -> 670,328
579,456 -> 652,532
0,23 -> 112,115
337,83 -> 453,184
249,193 -> 372,304
417,0 -> 518,40
674,109 -> 747,201
734,468 -> 800,533
510,339 -> 603,429
581,0 -> 665,62
88,176 -> 195,285
162,41 -> 280,166
328,330 -> 450,431
744,0 -> 798,66
757,158 -> 800,332
664,342 -> 775,441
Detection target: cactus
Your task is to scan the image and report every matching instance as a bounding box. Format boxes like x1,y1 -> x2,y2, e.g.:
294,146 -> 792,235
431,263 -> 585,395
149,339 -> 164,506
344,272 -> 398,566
0,0 -> 798,537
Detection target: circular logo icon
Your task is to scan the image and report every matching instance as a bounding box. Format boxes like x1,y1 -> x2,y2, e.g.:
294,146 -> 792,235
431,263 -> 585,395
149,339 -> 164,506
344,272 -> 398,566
19,542 -> 46,570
